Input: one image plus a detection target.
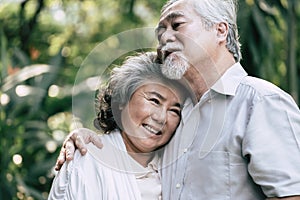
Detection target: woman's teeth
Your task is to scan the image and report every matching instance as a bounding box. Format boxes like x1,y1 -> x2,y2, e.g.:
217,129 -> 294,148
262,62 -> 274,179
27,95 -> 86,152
143,124 -> 161,135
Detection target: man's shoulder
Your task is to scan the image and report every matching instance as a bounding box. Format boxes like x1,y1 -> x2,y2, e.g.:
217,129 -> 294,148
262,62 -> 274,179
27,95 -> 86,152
240,76 -> 287,97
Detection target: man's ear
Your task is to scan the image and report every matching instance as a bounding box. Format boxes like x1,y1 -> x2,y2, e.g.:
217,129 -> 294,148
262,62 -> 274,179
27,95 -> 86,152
216,22 -> 228,43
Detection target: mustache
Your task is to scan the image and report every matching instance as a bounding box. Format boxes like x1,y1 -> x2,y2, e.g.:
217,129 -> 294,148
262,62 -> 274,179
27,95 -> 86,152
159,43 -> 183,52
156,43 -> 183,63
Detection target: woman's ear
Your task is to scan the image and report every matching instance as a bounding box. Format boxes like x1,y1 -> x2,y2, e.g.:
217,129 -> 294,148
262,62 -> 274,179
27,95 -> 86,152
216,22 -> 228,43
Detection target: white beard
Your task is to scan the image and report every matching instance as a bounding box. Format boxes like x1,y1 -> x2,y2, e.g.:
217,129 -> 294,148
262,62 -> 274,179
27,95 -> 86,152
161,52 -> 190,80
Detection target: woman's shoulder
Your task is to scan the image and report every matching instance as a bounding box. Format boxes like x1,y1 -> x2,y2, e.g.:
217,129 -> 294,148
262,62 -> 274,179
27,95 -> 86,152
86,130 -> 139,173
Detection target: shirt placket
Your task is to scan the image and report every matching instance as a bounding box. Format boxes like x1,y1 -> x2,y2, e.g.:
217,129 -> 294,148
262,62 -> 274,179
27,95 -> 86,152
173,92 -> 213,199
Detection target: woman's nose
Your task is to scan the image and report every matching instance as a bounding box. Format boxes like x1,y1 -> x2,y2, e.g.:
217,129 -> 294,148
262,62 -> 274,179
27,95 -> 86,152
150,109 -> 167,125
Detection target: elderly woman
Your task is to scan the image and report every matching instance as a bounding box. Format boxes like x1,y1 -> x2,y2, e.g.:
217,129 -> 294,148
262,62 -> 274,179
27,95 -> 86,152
48,52 -> 188,200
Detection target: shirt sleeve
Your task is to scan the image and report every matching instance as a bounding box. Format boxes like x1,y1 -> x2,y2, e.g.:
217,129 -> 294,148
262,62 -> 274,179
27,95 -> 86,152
48,151 -> 87,200
243,93 -> 300,197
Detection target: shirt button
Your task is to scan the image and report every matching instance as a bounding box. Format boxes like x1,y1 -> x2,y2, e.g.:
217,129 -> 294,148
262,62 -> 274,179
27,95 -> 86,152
183,148 -> 188,153
207,99 -> 211,103
176,183 -> 181,189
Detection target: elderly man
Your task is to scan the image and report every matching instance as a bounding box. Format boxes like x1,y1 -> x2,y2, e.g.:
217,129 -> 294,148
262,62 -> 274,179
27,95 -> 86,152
55,0 -> 300,199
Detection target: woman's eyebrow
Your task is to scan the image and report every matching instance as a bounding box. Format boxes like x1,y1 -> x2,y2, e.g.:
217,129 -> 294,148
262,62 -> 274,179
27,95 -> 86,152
146,91 -> 166,101
174,102 -> 182,109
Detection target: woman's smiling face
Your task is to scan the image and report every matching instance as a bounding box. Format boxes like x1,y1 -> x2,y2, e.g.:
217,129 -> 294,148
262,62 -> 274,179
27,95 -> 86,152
120,81 -> 183,153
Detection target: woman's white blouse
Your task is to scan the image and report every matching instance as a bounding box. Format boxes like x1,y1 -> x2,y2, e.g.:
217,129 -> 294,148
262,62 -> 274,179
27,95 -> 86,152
48,131 -> 162,200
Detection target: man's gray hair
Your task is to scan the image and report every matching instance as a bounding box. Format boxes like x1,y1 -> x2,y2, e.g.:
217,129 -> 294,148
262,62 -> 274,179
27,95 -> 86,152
161,0 -> 242,62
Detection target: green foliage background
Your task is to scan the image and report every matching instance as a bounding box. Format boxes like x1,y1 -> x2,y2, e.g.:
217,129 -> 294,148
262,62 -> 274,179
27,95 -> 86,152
0,0 -> 299,199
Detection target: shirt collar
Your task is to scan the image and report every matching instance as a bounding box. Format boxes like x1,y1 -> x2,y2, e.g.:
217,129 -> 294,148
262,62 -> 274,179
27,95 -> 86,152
180,63 -> 247,124
130,153 -> 160,179
211,62 -> 247,96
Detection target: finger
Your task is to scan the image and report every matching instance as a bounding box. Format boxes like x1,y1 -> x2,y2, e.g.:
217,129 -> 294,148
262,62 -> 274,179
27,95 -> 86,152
65,139 -> 75,161
90,133 -> 103,149
55,148 -> 66,171
76,134 -> 88,155
73,134 -> 87,155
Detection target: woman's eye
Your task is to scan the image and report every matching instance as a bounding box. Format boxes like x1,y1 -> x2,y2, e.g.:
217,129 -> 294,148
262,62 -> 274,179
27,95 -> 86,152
170,109 -> 181,117
149,98 -> 160,104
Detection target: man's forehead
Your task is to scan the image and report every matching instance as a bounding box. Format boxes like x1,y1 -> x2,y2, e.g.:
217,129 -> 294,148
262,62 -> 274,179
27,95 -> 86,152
159,11 -> 185,23
159,0 -> 193,22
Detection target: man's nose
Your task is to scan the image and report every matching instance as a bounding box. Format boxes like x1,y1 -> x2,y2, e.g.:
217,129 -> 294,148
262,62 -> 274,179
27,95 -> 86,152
159,29 -> 176,45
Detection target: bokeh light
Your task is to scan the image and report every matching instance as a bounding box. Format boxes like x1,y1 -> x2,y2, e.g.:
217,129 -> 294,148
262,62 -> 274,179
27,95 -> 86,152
0,93 -> 10,105
48,85 -> 60,97
15,85 -> 31,97
12,154 -> 23,165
